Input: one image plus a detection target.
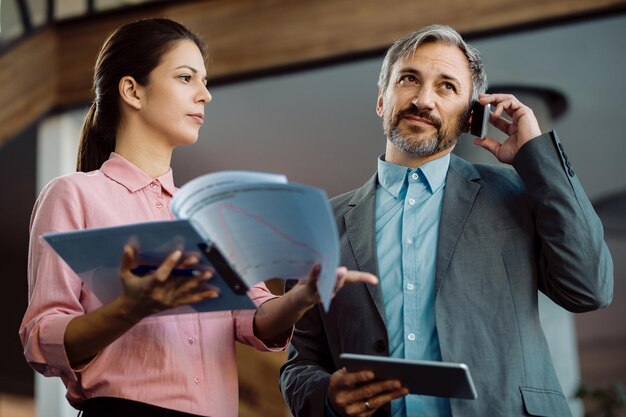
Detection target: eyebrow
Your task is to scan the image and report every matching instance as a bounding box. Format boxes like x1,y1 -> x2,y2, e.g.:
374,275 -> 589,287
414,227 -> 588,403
175,65 -> 208,81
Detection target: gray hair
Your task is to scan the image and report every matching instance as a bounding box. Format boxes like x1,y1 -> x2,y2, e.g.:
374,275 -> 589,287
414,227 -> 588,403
378,24 -> 487,102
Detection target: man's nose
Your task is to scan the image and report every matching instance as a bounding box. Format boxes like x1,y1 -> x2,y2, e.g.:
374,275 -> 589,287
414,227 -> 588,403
411,88 -> 435,111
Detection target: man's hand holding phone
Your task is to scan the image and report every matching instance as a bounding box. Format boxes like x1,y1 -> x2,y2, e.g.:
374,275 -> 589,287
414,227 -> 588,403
471,93 -> 542,165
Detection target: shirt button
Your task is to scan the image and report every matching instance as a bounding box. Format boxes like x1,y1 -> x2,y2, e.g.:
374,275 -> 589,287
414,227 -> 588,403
155,202 -> 163,209
411,173 -> 419,180
408,198 -> 415,206
405,238 -> 413,245
407,283 -> 414,291
194,377 -> 200,384
188,337 -> 195,345
407,333 -> 416,341
150,182 -> 158,189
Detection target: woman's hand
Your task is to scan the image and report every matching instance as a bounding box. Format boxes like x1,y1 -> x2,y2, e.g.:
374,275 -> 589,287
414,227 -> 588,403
64,245 -> 219,366
118,244 -> 220,318
253,265 -> 378,345
289,265 -> 379,311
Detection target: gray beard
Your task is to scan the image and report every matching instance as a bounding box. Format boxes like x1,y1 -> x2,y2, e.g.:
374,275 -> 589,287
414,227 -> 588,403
387,125 -> 453,157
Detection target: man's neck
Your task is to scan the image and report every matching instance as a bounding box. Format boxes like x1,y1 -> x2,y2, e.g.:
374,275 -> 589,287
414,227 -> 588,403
384,141 -> 454,168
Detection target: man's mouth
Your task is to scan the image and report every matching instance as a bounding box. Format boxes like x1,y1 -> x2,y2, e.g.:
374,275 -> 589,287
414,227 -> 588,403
403,115 -> 435,127
397,109 -> 441,130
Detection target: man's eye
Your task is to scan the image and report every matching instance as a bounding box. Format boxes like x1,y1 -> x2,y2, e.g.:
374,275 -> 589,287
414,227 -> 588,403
400,75 -> 417,84
442,82 -> 456,91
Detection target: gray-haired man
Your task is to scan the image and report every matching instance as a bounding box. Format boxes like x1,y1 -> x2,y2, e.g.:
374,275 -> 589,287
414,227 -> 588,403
279,24 -> 613,417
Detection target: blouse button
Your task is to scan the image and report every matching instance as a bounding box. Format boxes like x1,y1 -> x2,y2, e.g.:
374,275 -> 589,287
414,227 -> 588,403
155,202 -> 163,209
150,182 -> 158,189
188,337 -> 195,345
194,377 -> 200,384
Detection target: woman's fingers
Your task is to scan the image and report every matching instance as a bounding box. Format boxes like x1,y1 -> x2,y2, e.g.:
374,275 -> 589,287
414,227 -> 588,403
119,244 -> 138,275
153,250 -> 183,282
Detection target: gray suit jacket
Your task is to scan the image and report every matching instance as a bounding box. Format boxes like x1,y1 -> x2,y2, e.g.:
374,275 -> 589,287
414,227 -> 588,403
280,132 -> 613,417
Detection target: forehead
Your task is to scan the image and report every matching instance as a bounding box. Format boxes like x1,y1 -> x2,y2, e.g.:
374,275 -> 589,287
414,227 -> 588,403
393,42 -> 472,83
156,39 -> 206,72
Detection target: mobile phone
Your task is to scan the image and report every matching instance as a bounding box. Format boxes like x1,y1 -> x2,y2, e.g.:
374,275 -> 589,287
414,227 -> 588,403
469,102 -> 490,139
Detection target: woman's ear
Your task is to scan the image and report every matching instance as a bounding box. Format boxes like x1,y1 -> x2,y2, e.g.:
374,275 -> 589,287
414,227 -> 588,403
119,76 -> 142,110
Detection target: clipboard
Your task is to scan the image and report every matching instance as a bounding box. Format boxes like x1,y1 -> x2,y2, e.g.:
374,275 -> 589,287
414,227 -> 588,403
339,353 -> 478,400
198,242 -> 248,294
43,220 -> 255,313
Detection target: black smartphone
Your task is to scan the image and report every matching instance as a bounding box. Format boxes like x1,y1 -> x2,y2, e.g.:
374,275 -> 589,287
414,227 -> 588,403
469,102 -> 491,139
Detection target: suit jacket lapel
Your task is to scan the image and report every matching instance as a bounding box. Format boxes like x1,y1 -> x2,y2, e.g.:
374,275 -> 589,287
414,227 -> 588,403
435,155 -> 481,295
343,173 -> 387,326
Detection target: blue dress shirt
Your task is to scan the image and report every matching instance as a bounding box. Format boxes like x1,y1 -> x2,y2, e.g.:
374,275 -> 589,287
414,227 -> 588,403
375,153 -> 452,417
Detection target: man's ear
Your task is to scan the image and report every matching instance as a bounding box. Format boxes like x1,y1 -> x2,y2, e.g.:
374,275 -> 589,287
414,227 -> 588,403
462,112 -> 472,133
376,88 -> 385,118
119,76 -> 142,110
461,103 -> 474,133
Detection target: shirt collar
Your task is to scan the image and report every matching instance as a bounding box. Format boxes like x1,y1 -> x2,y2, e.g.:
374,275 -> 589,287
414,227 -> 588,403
377,155 -> 409,198
377,152 -> 450,197
419,152 -> 450,194
100,152 -> 176,196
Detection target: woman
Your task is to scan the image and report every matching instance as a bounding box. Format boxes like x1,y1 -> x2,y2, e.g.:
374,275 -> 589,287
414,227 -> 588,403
20,18 -> 376,417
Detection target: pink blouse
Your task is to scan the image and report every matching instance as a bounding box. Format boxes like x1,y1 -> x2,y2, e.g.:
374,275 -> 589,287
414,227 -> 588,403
19,153 -> 286,417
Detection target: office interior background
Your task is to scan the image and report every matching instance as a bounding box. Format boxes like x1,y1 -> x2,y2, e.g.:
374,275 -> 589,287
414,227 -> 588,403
0,0 -> 625,416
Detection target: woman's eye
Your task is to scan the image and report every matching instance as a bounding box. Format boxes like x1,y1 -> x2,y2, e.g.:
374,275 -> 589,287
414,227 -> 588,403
179,75 -> 192,82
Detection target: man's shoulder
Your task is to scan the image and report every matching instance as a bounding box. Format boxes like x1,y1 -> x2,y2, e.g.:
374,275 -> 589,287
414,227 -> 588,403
473,162 -> 518,180
329,173 -> 377,214
330,188 -> 358,208
450,154 -> 520,183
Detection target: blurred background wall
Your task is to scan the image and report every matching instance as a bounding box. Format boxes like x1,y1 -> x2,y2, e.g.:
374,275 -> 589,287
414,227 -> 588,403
1,1 -> 624,416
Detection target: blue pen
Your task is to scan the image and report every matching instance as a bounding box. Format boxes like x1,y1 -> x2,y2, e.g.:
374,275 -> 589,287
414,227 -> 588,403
131,265 -> 203,277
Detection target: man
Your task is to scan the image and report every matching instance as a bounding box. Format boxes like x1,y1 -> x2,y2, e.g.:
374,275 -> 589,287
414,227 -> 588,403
279,24 -> 613,417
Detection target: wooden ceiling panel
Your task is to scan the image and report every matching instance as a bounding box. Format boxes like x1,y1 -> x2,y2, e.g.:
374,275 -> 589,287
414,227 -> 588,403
1,0 -> 624,145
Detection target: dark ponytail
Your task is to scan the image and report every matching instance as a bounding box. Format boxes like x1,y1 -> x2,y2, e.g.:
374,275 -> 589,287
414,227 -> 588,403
76,18 -> 207,172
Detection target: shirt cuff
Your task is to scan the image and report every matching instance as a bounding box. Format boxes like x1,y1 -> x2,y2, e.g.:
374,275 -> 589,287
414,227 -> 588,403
36,313 -> 97,381
324,394 -> 341,417
234,282 -> 294,351
234,299 -> 295,351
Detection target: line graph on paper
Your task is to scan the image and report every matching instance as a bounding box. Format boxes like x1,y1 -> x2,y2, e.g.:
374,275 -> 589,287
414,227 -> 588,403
185,183 -> 339,308
214,202 -> 326,276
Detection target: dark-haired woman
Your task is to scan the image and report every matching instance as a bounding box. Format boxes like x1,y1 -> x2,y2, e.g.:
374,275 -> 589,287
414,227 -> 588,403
20,18 -> 376,417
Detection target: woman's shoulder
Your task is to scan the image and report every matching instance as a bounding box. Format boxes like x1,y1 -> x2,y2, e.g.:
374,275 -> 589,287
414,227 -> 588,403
31,172 -> 100,231
42,170 -> 103,192
36,170 -> 107,209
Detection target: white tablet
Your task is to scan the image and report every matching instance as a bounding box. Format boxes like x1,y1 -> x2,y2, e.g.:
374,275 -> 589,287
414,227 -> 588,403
339,353 -> 478,400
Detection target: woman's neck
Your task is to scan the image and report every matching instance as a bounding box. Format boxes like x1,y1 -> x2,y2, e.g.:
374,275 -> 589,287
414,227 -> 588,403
114,130 -> 173,179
